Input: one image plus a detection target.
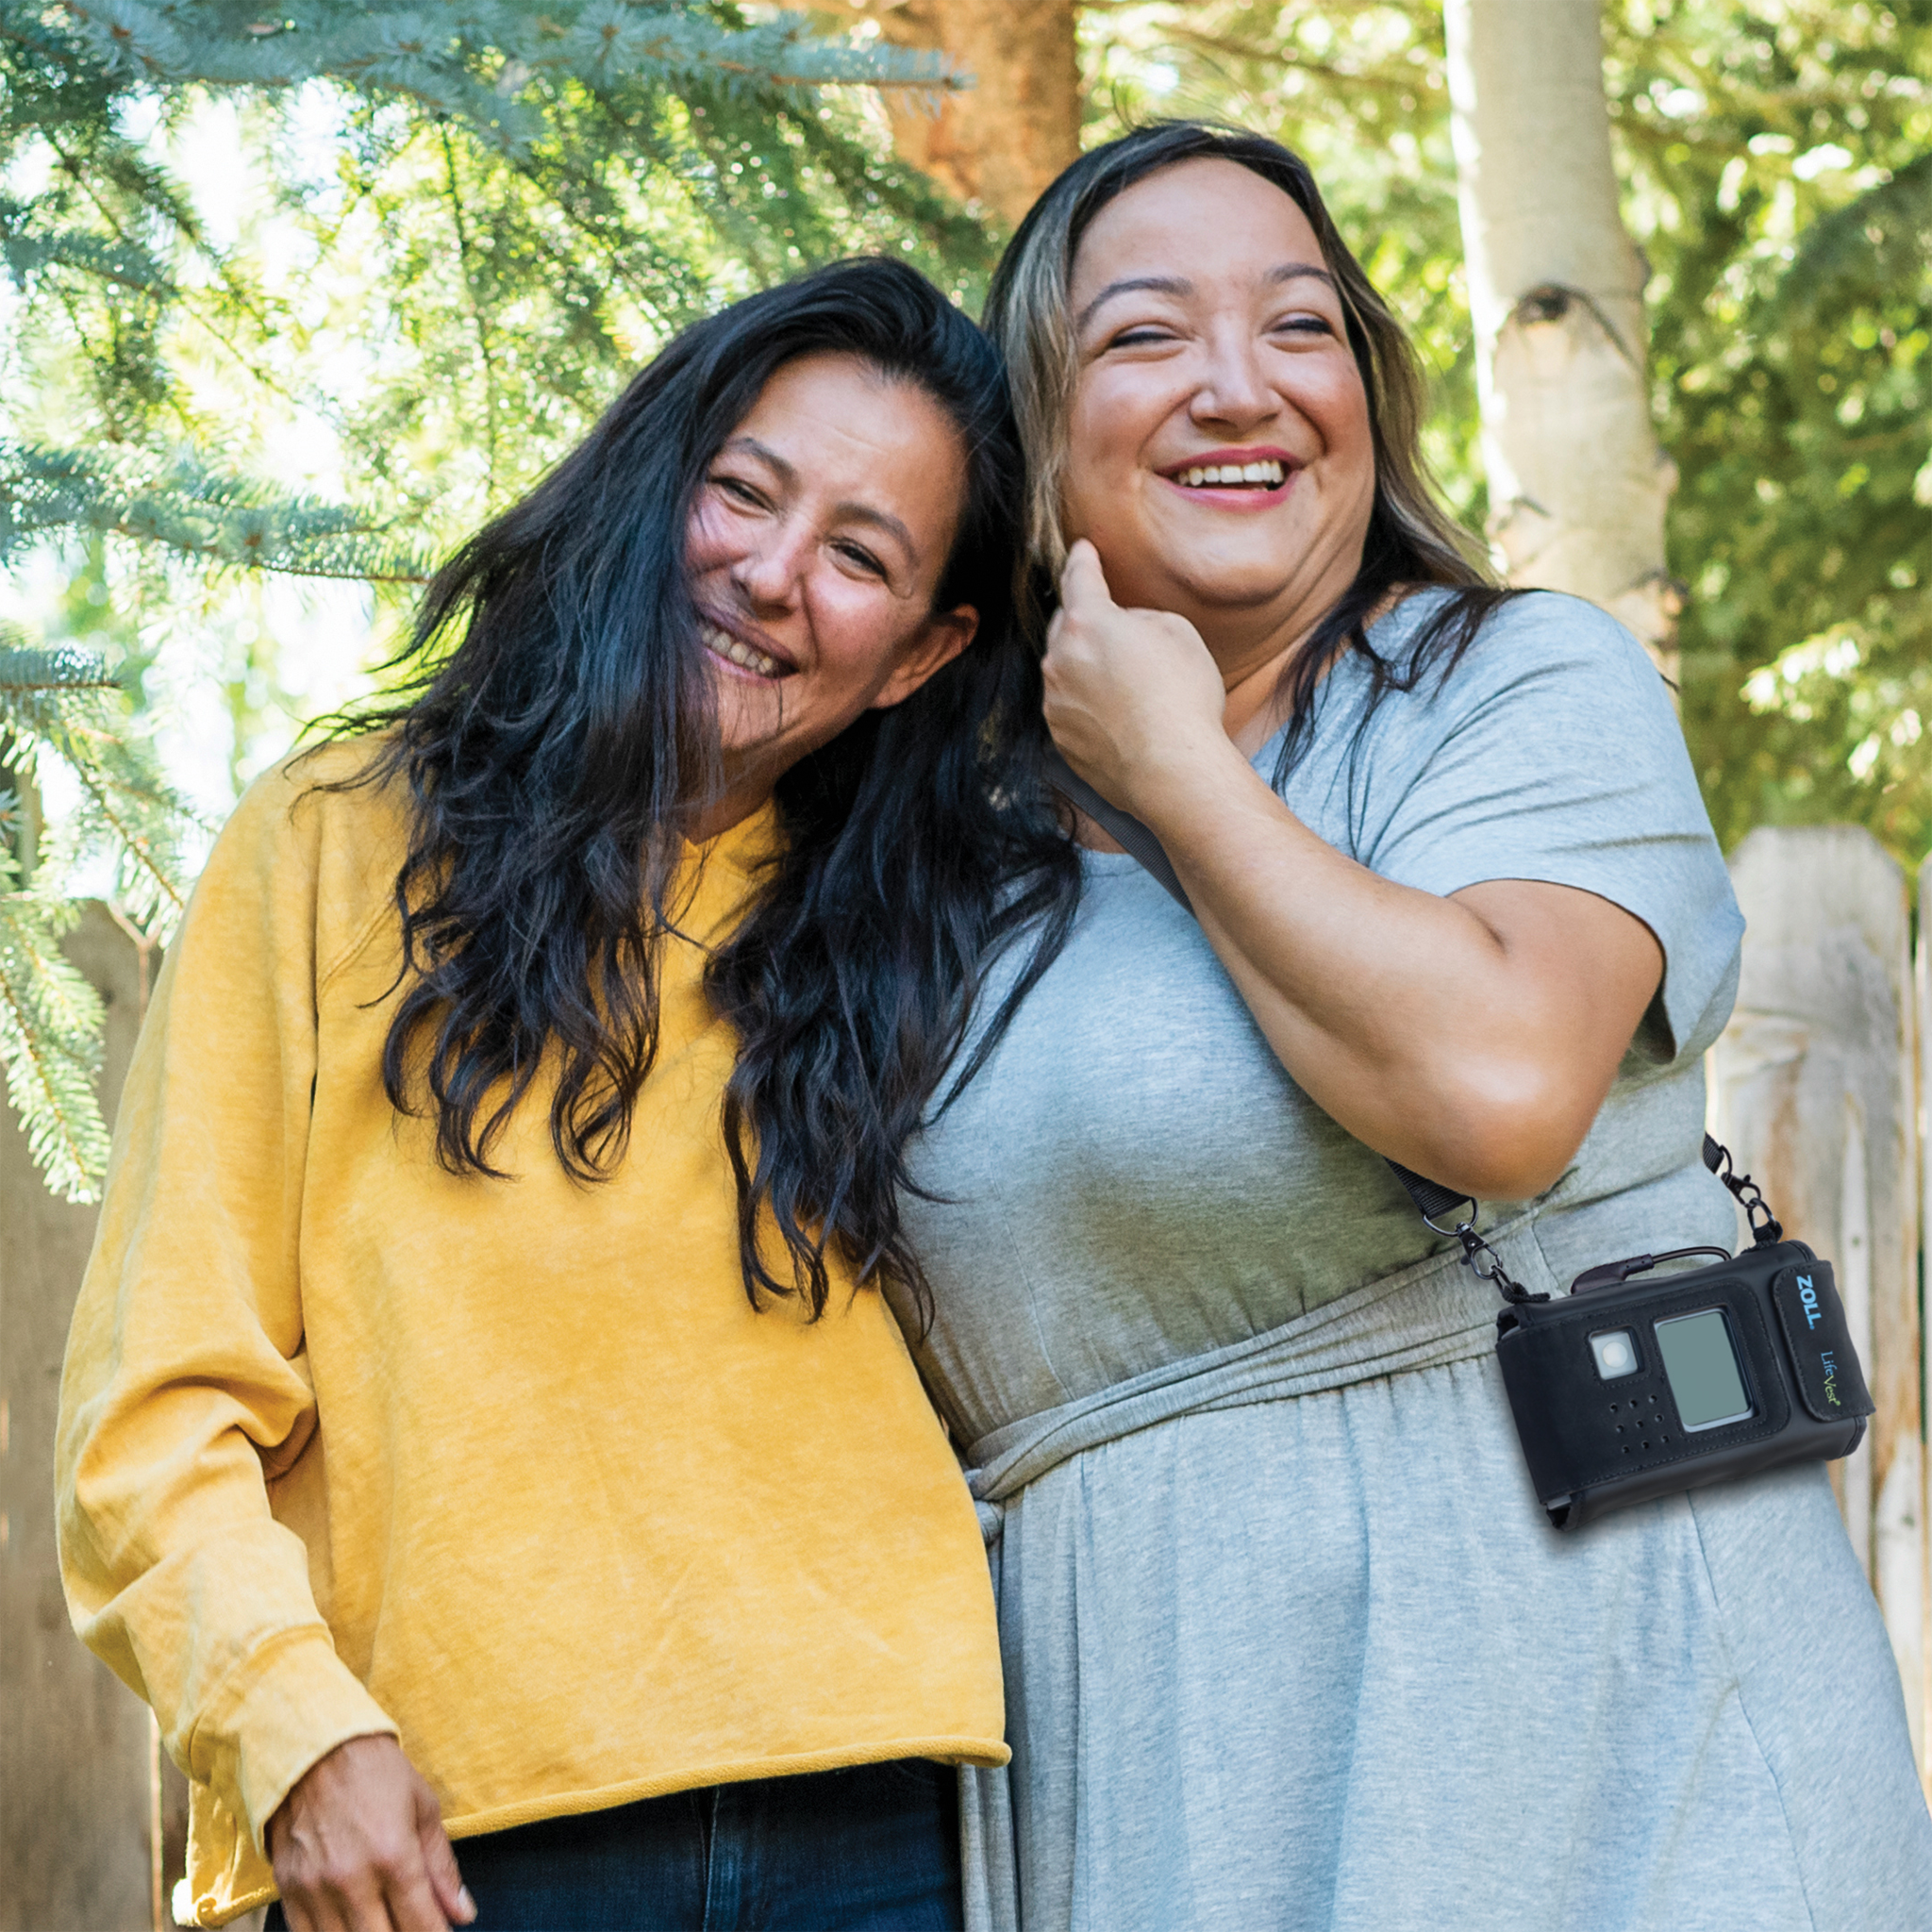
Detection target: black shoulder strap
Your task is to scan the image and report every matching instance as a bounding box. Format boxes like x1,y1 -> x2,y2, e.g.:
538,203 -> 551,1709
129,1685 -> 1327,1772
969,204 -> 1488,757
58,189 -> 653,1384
1043,745 -> 1476,1232
1044,746 -> 1193,913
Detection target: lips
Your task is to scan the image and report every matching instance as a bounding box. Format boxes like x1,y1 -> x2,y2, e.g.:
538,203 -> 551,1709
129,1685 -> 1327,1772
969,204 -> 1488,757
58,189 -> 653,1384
1174,458 -> 1286,490
1158,447 -> 1298,493
699,617 -> 791,679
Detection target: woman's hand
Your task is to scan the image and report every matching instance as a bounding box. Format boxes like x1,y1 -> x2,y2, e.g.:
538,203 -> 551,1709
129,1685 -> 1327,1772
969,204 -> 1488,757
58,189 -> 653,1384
1043,541 -> 1235,815
269,1734 -> 475,1932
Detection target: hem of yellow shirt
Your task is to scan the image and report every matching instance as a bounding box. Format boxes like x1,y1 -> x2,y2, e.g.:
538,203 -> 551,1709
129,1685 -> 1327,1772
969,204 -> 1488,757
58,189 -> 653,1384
187,1733 -> 1012,1926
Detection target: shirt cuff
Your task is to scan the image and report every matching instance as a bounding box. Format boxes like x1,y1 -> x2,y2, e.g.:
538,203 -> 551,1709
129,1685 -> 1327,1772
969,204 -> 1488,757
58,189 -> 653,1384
192,1629 -> 401,1854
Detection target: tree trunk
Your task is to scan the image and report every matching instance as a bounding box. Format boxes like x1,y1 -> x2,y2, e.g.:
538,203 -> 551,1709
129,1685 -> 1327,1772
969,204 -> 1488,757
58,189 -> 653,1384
1443,0 -> 1680,673
821,0 -> 1080,228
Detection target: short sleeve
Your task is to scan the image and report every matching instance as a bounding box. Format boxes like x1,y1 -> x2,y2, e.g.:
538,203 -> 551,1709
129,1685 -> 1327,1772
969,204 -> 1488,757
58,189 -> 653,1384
1354,591 -> 1743,1066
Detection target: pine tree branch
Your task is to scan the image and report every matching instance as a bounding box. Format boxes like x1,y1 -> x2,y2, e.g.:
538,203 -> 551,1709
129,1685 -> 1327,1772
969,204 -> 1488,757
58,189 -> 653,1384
0,644 -> 121,691
2,637 -> 204,939
0,442 -> 437,582
52,2 -> 966,165
0,201 -> 176,292
42,750 -> 188,924
31,118 -> 341,443
0,886 -> 110,1203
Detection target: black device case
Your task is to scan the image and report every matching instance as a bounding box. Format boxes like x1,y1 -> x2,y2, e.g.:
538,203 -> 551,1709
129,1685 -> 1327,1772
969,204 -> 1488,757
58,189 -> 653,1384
1495,1241 -> 1872,1529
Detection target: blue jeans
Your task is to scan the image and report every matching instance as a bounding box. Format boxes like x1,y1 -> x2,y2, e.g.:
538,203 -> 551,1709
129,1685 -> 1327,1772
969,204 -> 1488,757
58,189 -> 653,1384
265,1758 -> 962,1931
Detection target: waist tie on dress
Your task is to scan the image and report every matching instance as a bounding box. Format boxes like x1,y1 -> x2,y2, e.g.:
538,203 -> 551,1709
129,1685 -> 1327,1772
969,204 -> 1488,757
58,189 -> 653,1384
953,1214 -> 1558,1932
964,1209 -> 1557,1553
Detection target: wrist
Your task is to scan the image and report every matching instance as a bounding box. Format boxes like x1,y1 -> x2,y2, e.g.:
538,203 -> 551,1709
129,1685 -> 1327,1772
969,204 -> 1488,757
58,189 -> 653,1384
1112,725 -> 1252,836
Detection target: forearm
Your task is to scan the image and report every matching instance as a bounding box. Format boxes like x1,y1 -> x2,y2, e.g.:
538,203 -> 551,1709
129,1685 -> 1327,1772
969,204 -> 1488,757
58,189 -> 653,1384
1127,736 -> 1611,1198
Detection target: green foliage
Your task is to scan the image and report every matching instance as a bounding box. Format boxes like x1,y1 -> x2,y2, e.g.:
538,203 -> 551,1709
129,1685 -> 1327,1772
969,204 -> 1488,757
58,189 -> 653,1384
2,441 -> 435,579
54,1 -> 949,124
0,639 -> 198,1200
2,1 -> 992,563
1,641 -> 198,932
0,880 -> 110,1203
1623,0 -> 1932,864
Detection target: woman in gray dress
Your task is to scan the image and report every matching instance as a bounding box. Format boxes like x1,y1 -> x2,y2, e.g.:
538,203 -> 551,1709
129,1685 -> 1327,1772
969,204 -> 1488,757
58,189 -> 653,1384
891,123 -> 1932,1931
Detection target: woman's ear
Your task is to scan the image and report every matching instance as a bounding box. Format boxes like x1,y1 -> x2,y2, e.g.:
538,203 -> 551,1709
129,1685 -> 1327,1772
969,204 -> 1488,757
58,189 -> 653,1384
870,606 -> 979,710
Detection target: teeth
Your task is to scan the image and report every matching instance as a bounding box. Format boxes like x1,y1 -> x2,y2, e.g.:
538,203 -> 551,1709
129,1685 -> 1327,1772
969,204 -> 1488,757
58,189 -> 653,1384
1177,459 -> 1285,490
702,623 -> 783,677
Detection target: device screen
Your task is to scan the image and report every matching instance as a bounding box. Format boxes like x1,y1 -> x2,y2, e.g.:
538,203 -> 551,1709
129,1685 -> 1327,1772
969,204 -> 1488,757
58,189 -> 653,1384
1653,1307 -> 1754,1431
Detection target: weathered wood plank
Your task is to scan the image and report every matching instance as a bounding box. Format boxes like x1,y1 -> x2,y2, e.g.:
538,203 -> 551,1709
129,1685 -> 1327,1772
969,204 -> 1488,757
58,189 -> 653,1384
1,906 -> 153,1931
1711,826 -> 1926,1773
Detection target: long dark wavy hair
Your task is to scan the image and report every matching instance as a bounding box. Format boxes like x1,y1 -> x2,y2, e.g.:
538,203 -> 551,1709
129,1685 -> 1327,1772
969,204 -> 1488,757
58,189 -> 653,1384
325,258 -> 1080,1320
983,121 -> 1518,783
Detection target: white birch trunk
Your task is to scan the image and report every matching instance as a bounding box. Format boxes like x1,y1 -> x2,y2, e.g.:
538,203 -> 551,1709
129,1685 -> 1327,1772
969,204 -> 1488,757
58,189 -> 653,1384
1710,827 -> 1926,1774
1443,0 -> 1681,671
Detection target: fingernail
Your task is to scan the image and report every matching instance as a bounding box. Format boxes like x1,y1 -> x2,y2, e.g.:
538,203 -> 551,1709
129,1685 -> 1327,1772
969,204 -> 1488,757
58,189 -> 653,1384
458,1885 -> 477,1922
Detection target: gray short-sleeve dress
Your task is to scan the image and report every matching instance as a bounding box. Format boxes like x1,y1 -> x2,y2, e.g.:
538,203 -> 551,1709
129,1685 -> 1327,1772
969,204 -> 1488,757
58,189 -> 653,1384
891,591 -> 1932,1932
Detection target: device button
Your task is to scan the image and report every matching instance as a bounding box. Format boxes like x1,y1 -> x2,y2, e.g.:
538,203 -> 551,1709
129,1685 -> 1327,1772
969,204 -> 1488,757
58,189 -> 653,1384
1590,1329 -> 1641,1380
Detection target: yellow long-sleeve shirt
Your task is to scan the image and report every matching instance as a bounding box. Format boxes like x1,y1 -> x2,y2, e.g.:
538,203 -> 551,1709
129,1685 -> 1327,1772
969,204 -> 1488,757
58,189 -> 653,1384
57,746 -> 1006,1927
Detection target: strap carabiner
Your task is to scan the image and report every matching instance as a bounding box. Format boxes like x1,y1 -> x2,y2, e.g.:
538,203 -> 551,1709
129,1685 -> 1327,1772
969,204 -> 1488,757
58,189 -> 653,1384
1422,1203 -> 1542,1307
1702,1133 -> 1783,1246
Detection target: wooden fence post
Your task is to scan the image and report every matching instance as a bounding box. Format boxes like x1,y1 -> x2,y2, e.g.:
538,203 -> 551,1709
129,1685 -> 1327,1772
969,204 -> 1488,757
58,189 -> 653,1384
2,905 -> 153,1930
1711,826 -> 1928,1775
1,905 -> 263,1928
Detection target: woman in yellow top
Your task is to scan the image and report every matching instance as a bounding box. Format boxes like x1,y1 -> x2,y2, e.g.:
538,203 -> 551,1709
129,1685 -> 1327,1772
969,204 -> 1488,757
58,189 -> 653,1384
58,258 -> 1076,1932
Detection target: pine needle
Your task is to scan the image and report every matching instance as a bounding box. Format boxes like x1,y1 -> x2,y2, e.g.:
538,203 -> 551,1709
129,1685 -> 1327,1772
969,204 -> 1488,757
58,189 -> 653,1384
0,632 -> 199,1197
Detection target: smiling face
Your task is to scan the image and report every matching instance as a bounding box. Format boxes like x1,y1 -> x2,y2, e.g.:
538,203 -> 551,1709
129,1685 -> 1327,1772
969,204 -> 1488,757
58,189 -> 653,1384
1062,157 -> 1377,675
684,351 -> 978,828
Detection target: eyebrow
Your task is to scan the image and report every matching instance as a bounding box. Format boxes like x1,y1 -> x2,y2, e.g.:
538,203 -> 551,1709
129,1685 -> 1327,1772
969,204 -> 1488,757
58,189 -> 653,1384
1074,274 -> 1191,334
1074,262 -> 1339,334
1268,263 -> 1337,293
720,435 -> 920,564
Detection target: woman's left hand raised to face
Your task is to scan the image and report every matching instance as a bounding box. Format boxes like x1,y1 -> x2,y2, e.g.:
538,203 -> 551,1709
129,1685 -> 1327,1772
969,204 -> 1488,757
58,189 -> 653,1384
1043,538 -> 1664,1210
1044,540 -> 1237,815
